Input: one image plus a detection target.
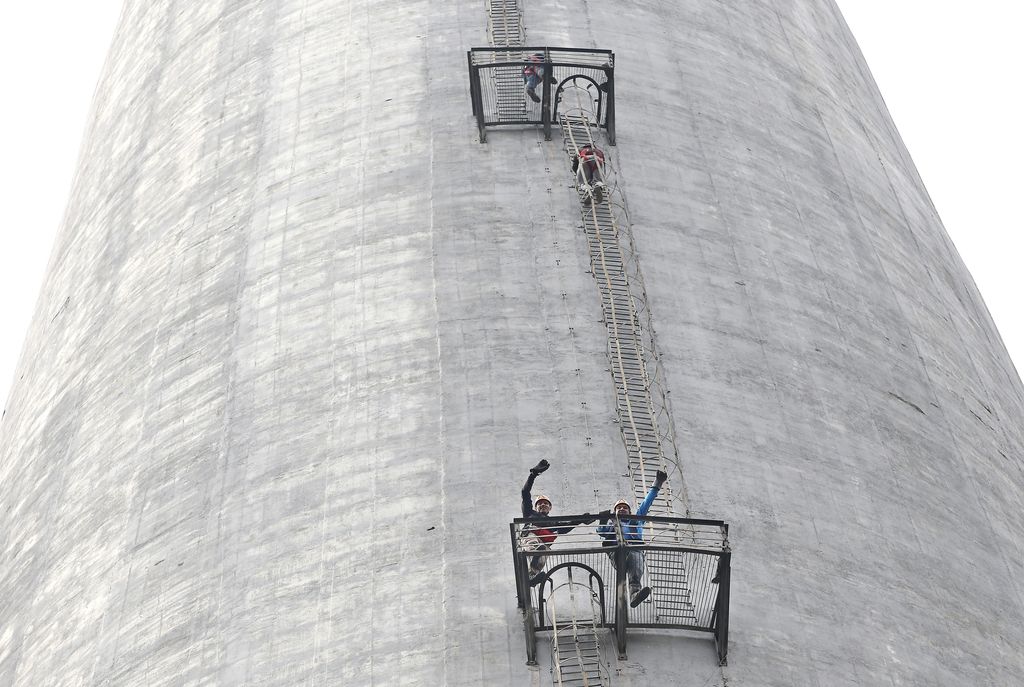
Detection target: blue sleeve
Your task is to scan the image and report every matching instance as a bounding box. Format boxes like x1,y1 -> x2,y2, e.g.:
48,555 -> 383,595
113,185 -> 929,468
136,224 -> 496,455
636,484 -> 660,517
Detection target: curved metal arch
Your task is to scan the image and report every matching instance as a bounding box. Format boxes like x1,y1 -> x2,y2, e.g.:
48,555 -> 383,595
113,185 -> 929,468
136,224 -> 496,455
553,75 -> 606,123
536,561 -> 609,627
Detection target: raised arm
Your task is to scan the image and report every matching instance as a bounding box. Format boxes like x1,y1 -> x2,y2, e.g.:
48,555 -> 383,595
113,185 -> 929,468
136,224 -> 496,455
521,460 -> 550,517
636,470 -> 667,517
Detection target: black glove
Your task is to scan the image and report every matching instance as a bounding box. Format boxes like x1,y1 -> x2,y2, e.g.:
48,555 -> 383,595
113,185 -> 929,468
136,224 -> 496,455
530,459 -> 550,476
655,469 -> 668,486
597,509 -> 611,523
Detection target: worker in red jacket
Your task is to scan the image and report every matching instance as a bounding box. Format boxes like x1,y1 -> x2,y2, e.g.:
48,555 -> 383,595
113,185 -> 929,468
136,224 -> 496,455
521,460 -> 586,585
571,144 -> 607,203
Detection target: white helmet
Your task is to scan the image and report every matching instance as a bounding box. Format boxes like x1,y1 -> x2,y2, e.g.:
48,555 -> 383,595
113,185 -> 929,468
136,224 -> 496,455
612,499 -> 632,514
534,495 -> 552,509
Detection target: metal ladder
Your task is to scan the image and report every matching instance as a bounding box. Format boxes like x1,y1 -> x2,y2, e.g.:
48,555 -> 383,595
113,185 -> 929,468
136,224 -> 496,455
559,109 -> 698,625
560,113 -> 673,507
485,8 -> 611,680
546,569 -> 609,686
487,0 -> 524,46
486,0 -> 528,122
645,550 -> 699,624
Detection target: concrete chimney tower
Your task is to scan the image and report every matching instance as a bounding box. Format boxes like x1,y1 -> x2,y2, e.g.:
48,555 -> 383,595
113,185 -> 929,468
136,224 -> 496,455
1,1 -> 1022,685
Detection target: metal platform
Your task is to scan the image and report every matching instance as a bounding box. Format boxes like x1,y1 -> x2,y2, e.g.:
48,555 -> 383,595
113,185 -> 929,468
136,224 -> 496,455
512,515 -> 731,666
467,47 -> 615,142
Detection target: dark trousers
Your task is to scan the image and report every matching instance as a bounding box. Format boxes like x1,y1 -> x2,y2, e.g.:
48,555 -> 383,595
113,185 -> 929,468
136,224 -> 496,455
608,550 -> 646,590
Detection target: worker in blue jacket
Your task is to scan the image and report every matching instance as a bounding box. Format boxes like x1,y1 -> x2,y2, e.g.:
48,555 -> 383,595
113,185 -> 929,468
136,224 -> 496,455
598,469 -> 667,607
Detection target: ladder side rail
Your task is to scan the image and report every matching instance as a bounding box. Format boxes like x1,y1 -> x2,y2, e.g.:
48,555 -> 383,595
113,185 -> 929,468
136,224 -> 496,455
714,550 -> 732,665
560,113 -> 667,494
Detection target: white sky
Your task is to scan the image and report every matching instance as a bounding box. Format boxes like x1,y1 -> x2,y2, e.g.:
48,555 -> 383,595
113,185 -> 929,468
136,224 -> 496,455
0,2 -> 1021,408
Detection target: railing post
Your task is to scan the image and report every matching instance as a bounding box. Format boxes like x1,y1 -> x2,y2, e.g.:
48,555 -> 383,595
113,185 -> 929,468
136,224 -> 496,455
467,51 -> 476,116
542,50 -> 552,141
511,521 -> 539,664
525,606 -> 538,666
511,524 -> 524,609
614,517 -> 628,659
604,63 -> 615,146
469,60 -> 486,143
714,549 -> 731,665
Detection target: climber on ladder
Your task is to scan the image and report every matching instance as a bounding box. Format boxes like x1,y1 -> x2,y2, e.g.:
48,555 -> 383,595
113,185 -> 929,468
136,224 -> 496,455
598,469 -> 668,607
521,460 -> 592,586
571,143 -> 607,204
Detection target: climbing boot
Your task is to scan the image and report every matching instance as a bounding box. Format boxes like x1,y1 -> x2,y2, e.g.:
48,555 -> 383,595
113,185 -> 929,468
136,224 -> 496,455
629,586 -> 651,608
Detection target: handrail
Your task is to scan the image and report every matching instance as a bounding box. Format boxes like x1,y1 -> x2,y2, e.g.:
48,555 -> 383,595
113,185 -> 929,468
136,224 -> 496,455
512,515 -> 729,555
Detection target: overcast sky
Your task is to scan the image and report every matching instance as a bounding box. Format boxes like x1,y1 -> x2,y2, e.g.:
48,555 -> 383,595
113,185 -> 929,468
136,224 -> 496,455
0,2 -> 1021,408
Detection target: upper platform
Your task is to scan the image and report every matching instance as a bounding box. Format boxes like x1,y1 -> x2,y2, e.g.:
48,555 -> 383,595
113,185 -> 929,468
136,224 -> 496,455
467,47 -> 616,142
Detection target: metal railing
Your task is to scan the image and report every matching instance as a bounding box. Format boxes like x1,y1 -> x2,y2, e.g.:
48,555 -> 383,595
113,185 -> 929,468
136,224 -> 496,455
512,514 -> 731,665
467,47 -> 615,142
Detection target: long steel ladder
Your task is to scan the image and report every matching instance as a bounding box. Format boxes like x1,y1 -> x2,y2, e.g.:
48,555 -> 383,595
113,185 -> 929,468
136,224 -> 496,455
559,109 -> 698,625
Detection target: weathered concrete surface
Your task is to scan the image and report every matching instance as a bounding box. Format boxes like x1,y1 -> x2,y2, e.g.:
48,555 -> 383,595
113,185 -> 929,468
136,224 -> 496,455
0,0 -> 1022,685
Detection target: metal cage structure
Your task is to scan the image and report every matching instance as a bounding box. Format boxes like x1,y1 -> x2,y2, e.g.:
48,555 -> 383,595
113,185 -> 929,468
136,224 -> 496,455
468,47 -> 615,143
511,514 -> 731,666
